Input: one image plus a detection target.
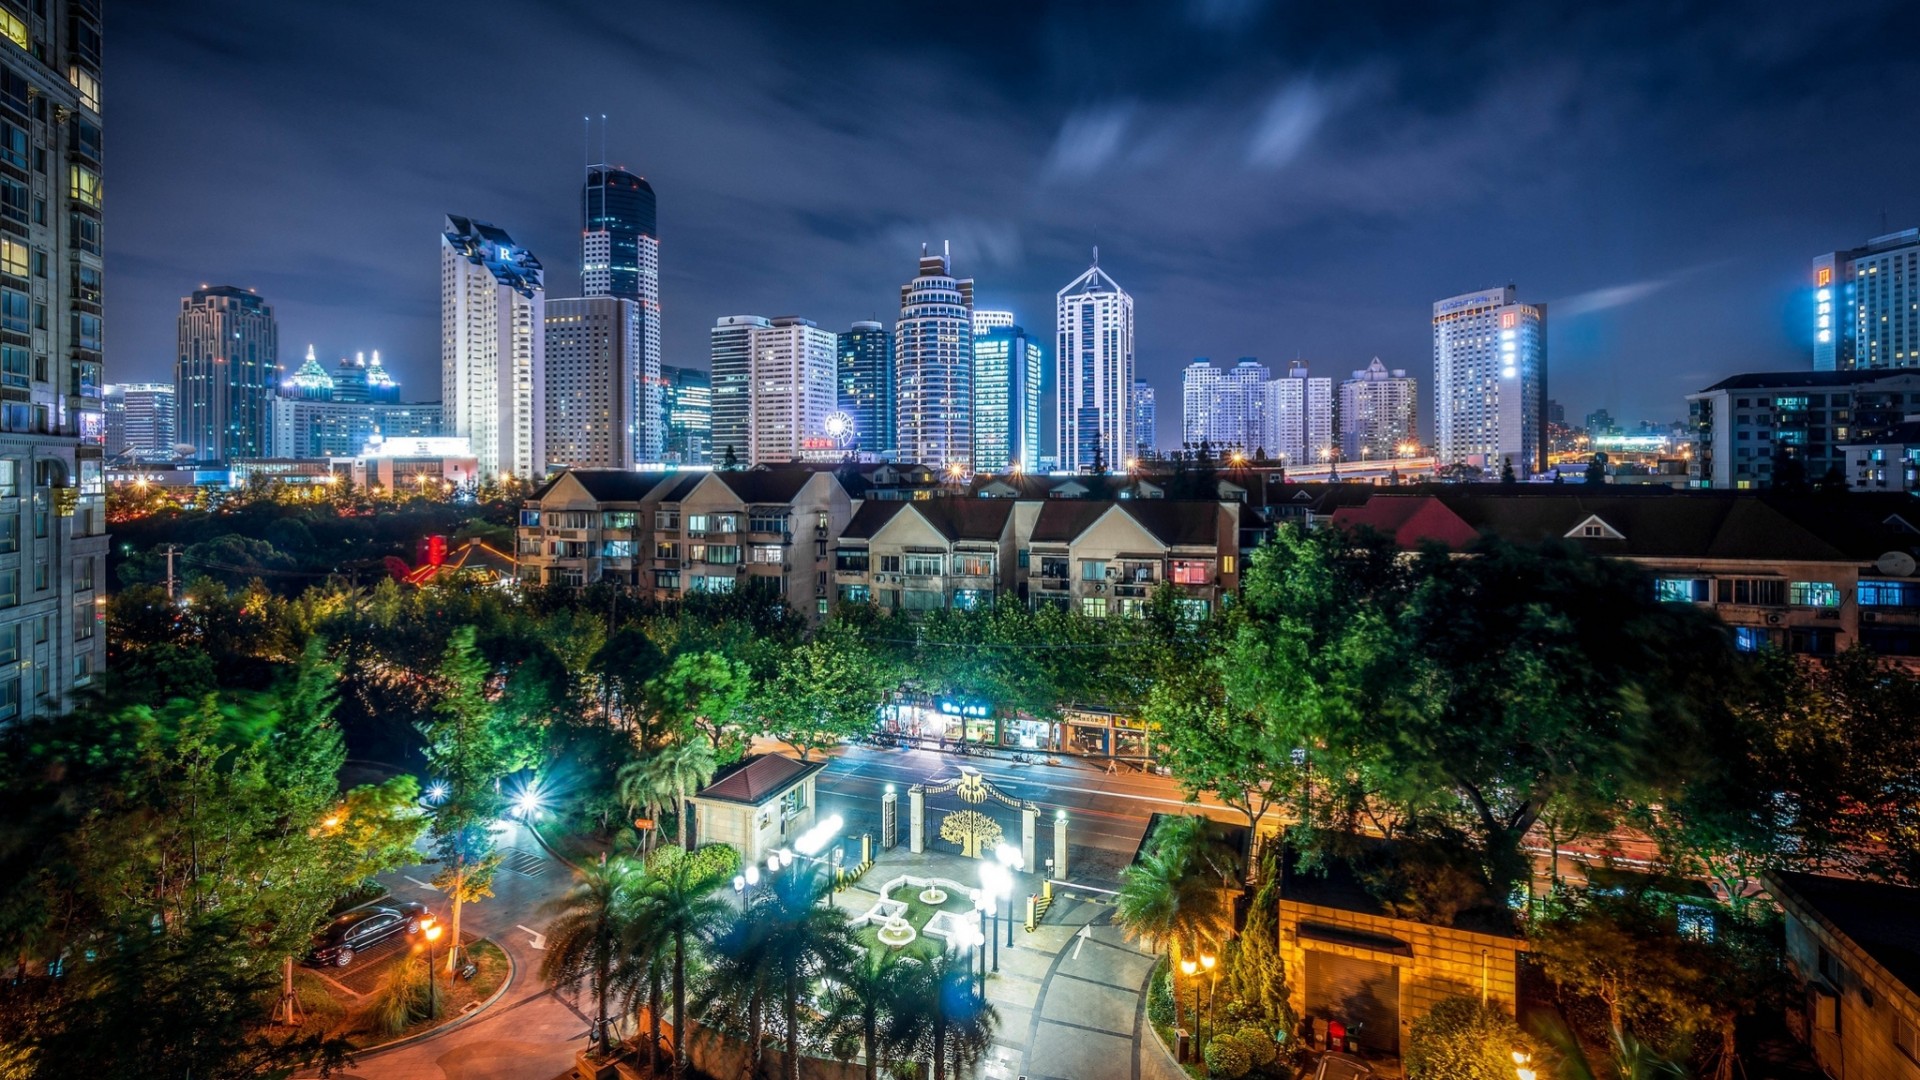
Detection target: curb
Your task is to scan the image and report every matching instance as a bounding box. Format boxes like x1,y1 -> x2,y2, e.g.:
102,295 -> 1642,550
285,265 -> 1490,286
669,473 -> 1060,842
349,939 -> 518,1059
530,818 -> 585,873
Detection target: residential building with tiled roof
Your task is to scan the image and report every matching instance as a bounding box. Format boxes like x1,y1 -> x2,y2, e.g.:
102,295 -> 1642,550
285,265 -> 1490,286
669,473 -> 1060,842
1764,870 -> 1920,1080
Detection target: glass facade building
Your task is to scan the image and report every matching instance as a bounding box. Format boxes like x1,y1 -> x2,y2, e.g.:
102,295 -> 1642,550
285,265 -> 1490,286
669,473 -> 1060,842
837,320 -> 895,456
1055,259 -> 1134,472
176,285 -> 278,464
1432,286 -> 1547,477
661,364 -> 711,465
1813,228 -> 1920,372
971,322 -> 1042,474
895,249 -> 973,472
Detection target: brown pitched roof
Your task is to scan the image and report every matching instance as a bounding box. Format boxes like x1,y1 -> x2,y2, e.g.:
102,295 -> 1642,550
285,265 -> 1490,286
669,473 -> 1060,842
694,754 -> 825,806
840,500 -> 908,540
532,469 -> 676,503
1029,500 -> 1114,543
907,498 -> 1015,541
710,469 -> 822,504
1027,500 -> 1223,546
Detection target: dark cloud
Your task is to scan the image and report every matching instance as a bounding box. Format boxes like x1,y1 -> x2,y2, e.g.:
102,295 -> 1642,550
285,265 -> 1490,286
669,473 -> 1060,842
107,0 -> 1920,438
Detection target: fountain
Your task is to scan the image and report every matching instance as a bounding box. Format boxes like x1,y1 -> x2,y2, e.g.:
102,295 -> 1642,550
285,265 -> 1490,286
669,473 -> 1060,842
919,885 -> 947,905
876,916 -> 917,949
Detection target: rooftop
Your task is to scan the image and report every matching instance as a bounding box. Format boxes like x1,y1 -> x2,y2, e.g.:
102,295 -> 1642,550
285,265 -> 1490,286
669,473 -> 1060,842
694,754 -> 825,806
1695,370 -> 1920,393
1767,871 -> 1920,998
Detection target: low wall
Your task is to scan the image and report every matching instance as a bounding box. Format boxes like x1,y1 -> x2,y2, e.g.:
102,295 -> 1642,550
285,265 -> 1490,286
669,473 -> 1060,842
684,1018 -> 867,1080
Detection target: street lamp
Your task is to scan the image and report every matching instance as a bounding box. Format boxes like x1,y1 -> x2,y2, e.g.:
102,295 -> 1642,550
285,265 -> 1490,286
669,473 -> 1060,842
423,922 -> 444,1022
994,843 -> 1024,947
1513,1050 -> 1536,1080
1179,958 -> 1198,1062
1200,953 -> 1217,1053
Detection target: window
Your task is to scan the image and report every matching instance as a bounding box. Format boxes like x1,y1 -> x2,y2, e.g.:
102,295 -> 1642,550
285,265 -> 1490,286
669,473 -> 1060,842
0,569 -> 16,607
835,549 -> 869,572
73,312 -> 101,350
600,540 -> 635,558
0,344 -> 24,388
1716,578 -> 1787,606
878,554 -> 900,574
702,544 -> 739,565
73,601 -> 93,640
0,289 -> 24,333
1859,579 -> 1918,607
953,589 -> 990,611
0,513 -> 12,554
72,653 -> 91,686
1039,556 -> 1068,580
68,66 -> 99,111
1170,560 -> 1211,585
1080,559 -> 1109,581
0,237 -> 23,278
1222,555 -> 1236,575
749,511 -> 787,534
901,589 -> 943,611
952,552 -> 994,577
838,584 -> 871,604
685,513 -> 708,536
602,511 -> 636,529
1655,578 -> 1709,603
518,508 -> 541,527
690,575 -> 735,595
903,553 -> 943,576
654,540 -> 678,561
712,513 -> 738,533
0,677 -> 15,723
69,213 -> 99,254
653,570 -> 680,590
72,558 -> 93,592
1789,581 -> 1840,608
654,510 -> 679,530
1790,627 -> 1837,657
68,164 -> 101,209
0,10 -> 26,51
1733,627 -> 1774,653
1896,1014 -> 1919,1065
1081,596 -> 1109,618
1175,598 -> 1211,622
0,624 -> 15,664
750,544 -> 783,565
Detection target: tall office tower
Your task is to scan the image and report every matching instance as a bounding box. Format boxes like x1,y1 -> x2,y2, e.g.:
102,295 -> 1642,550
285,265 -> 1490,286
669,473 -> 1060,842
0,0 -> 109,715
1130,378 -> 1156,458
1056,256 -> 1134,471
971,321 -> 1043,474
332,350 -> 398,404
1179,358 -> 1270,451
837,321 -> 895,455
745,316 -> 837,464
1182,361 -> 1221,447
102,384 -> 176,462
895,248 -> 974,471
1432,286 -> 1547,477
177,286 -> 278,463
1812,228 -> 1920,371
1338,358 -> 1417,460
1262,361 -> 1335,466
972,309 -> 1015,334
661,364 -> 711,465
284,346 -> 334,400
581,165 -> 663,459
442,216 -> 545,480
710,315 -> 770,466
543,297 -> 654,470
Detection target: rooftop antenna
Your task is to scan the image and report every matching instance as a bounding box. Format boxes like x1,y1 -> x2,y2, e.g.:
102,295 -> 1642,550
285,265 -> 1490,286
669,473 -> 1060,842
943,239 -> 950,264
1092,245 -> 1099,266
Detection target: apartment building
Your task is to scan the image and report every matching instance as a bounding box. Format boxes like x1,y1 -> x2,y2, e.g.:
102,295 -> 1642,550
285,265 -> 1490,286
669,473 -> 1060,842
834,499 -> 1018,612
1765,870 -> 1920,1080
515,465 -> 855,619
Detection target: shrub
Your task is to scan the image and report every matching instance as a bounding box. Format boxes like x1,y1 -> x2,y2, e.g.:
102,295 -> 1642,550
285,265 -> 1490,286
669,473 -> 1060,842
1147,960 -> 1177,1028
1405,996 -> 1530,1080
1204,1033 -> 1252,1078
1234,1026 -> 1277,1070
363,959 -> 432,1036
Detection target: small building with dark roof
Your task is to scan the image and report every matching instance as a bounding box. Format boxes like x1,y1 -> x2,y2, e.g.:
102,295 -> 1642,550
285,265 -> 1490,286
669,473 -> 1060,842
1686,368 -> 1920,489
1764,870 -> 1920,1080
686,753 -> 828,866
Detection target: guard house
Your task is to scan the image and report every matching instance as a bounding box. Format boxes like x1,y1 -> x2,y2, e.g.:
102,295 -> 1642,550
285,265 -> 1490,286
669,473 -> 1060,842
686,754 -> 827,867
1274,841 -> 1524,1060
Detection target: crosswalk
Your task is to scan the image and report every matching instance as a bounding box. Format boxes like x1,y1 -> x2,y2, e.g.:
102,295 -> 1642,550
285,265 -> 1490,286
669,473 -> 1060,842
497,846 -> 547,878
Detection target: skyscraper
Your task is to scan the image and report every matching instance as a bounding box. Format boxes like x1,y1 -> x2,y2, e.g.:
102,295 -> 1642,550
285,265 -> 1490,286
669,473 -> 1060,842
104,384 -> 176,462
971,321 -> 1043,474
543,297 -> 649,469
581,165 -> 663,459
746,316 -> 837,465
895,248 -> 974,471
972,309 -> 1015,334
3,0 -> 109,714
332,350 -> 399,404
1338,359 -> 1417,460
1263,362 -> 1334,467
1182,361 -> 1221,448
837,321 -> 895,456
177,285 -> 278,464
661,365 -> 711,465
442,216 -> 545,480
1812,228 -> 1920,371
1056,255 -> 1134,471
1179,358 -> 1270,452
1433,286 -> 1547,477
1130,379 -> 1155,459
710,315 -> 769,466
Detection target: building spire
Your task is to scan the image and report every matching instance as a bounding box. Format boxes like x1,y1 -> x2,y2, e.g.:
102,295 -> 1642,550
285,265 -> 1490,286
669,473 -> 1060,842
1092,245 -> 1099,267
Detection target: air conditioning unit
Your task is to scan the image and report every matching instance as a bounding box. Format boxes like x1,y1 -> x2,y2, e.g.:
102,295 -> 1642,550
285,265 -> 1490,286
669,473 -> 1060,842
1765,612 -> 1783,626
1104,568 -> 1120,580
1861,611 -> 1881,623
1094,583 -> 1106,593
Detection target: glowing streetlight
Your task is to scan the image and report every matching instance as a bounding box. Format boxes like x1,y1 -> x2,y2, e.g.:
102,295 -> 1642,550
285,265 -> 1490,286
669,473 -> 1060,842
425,781 -> 449,804
422,922 -> 444,1019
1179,958 -> 1199,1062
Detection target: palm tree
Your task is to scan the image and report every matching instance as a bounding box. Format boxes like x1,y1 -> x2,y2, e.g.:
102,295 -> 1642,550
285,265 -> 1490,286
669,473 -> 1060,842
609,882 -> 669,1075
702,910 -> 774,1074
641,847 -> 731,1080
1113,843 -> 1234,972
615,755 -> 664,851
889,951 -> 999,1080
646,738 -> 718,850
1153,813 -> 1243,887
760,872 -> 857,1080
821,950 -> 914,1080
539,857 -> 636,1052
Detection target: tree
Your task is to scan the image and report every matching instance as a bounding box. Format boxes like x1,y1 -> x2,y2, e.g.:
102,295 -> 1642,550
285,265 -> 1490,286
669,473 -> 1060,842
722,444 -> 740,471
889,950 -> 998,1080
541,858 -> 636,1051
1146,665 -> 1297,835
1530,898 -> 1714,1053
822,950 -> 915,1080
1114,822 -> 1236,972
1405,996 -> 1533,1080
417,626 -> 512,972
641,846 -> 731,1080
1500,456 -> 1518,483
648,651 -> 752,763
640,739 -> 718,851
1219,862 -> 1292,1039
761,872 -> 857,1080
761,632 -> 891,761
1585,452 -> 1608,485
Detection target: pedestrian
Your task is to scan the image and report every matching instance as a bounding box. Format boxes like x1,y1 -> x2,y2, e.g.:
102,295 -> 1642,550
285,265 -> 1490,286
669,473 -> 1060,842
1105,757 -> 1117,775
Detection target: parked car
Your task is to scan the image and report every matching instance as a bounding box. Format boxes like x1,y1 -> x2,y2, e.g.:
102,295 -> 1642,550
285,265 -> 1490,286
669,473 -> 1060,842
1312,1053 -> 1374,1080
307,900 -> 431,967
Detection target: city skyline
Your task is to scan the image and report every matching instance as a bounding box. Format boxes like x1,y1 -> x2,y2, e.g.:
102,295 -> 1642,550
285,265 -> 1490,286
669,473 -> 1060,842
105,2 -> 1920,443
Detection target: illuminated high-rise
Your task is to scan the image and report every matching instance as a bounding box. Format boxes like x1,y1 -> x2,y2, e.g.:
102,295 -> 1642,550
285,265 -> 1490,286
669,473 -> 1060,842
1056,255 -> 1133,471
544,297 -> 649,469
837,321 -> 894,456
581,165 -> 662,458
1812,228 -> 1920,371
177,286 -> 278,464
1338,358 -> 1417,460
1130,379 -> 1155,458
895,248 -> 974,471
442,216 -> 545,480
661,365 -> 711,465
971,321 -> 1043,474
1432,286 -> 1546,477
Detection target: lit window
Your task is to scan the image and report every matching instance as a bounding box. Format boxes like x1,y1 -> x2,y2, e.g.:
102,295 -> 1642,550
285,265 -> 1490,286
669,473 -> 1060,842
1789,581 -> 1840,608
68,165 -> 102,209
0,11 -> 23,51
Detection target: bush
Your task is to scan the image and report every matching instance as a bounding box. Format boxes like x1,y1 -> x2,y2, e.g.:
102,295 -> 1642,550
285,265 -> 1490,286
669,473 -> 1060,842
1234,1026 -> 1277,1070
363,958 -> 434,1036
1405,996 -> 1530,1080
1204,1033 -> 1252,1078
1147,959 -> 1177,1028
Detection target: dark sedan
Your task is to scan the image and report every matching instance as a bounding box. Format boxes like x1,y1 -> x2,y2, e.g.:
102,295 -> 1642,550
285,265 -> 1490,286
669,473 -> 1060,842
307,900 -> 432,967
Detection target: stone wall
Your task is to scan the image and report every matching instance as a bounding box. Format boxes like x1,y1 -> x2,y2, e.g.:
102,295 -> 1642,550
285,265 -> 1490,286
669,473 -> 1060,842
682,1018 -> 867,1080
1276,898 -> 1524,1055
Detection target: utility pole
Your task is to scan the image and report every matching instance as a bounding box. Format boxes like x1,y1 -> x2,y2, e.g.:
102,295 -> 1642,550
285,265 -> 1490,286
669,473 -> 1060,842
160,544 -> 180,602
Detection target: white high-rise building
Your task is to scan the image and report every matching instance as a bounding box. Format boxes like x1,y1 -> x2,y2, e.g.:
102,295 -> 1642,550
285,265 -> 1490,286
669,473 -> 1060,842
1182,361 -> 1221,448
442,215 -> 545,480
1432,286 -> 1547,477
971,321 -> 1044,474
1056,254 -> 1134,471
1130,379 -> 1156,458
1812,228 -> 1920,372
544,297 -> 649,470
1339,359 -> 1418,460
1180,358 -> 1270,452
972,309 -> 1015,334
710,315 -> 770,467
895,248 -> 974,471
747,316 -> 838,464
104,383 -> 176,463
1263,362 -> 1334,467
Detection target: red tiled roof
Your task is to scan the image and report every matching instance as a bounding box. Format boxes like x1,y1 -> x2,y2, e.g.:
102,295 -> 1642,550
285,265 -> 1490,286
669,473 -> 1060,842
693,754 -> 824,805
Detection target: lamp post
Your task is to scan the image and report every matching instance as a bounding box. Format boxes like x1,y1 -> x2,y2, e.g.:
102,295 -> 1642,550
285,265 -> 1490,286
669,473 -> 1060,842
1200,953 -> 1217,1054
1514,1050 -> 1536,1080
423,922 -> 444,1022
1179,958 -> 1198,1062
994,843 -> 1024,948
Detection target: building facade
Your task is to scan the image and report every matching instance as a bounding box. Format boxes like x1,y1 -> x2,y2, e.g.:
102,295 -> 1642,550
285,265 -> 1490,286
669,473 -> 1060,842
1131,378 -> 1155,459
745,316 -> 836,465
1056,258 -> 1133,471
1264,361 -> 1334,467
837,320 -> 894,457
895,249 -> 973,473
1813,228 -> 1920,371
1339,358 -> 1417,460
971,321 -> 1043,474
580,165 -> 662,460
661,364 -> 711,465
1181,358 -> 1270,453
971,309 -> 1014,334
0,0 -> 109,719
177,285 -> 277,465
1432,286 -> 1546,477
103,383 -> 175,462
543,296 -> 651,470
1765,871 -> 1920,1080
441,215 -> 544,480
267,398 -> 441,459
1686,370 -> 1920,489
708,315 -> 767,468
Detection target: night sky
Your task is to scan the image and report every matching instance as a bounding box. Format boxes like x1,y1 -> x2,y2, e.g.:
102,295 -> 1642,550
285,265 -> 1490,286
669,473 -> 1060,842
110,0 -> 1920,444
